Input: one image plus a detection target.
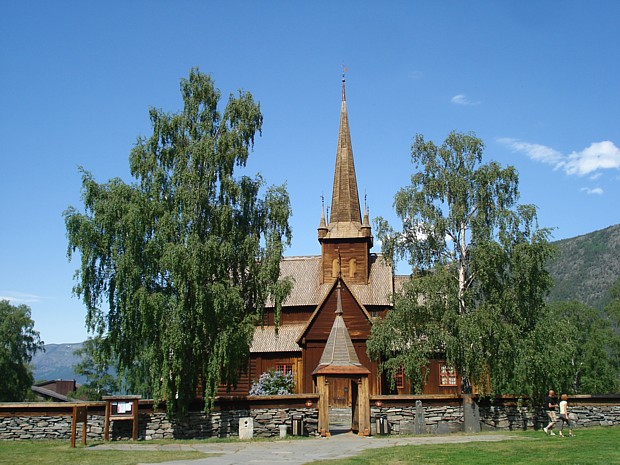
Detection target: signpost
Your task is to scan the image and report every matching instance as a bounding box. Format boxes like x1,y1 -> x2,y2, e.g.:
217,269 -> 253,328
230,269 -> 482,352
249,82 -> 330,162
71,405 -> 88,448
103,395 -> 141,441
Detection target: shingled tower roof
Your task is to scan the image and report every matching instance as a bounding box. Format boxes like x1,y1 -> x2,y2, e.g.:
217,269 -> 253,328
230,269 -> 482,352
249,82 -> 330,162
322,76 -> 366,240
313,280 -> 370,375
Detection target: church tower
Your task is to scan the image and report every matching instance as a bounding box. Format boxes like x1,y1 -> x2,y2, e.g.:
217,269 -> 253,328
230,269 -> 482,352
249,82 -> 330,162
318,76 -> 373,285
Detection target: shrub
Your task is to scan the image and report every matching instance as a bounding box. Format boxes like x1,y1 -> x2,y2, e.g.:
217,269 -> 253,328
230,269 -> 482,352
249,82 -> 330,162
249,369 -> 294,395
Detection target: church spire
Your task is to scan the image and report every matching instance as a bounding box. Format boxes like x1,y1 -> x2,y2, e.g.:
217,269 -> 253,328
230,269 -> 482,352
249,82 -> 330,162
329,73 -> 362,225
318,73 -> 373,285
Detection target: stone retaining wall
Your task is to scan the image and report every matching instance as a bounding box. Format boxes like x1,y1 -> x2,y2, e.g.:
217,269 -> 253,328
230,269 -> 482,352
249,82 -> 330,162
478,403 -> 620,431
370,395 -> 620,435
0,402 -> 319,441
371,405 -> 464,435
1,395 -> 618,440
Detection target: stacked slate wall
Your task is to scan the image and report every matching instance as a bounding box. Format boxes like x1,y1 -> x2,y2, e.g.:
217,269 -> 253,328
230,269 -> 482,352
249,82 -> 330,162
1,395 -> 619,440
0,398 -> 319,441
369,395 -> 620,435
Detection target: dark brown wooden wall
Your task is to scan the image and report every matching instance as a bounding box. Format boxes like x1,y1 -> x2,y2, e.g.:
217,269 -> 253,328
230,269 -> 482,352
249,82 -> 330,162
217,352 -> 303,396
305,284 -> 371,341
320,240 -> 369,285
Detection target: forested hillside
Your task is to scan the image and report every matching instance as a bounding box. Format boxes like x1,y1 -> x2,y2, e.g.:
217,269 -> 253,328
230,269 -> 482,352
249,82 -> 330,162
31,342 -> 85,384
547,224 -> 620,309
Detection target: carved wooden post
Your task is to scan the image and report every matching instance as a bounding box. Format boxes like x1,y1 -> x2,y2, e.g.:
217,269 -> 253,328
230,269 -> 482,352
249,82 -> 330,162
316,375 -> 330,436
357,377 -> 370,436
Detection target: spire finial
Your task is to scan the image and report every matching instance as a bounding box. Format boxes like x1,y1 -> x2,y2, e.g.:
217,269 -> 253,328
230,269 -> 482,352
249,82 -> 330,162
341,64 -> 347,101
319,194 -> 327,231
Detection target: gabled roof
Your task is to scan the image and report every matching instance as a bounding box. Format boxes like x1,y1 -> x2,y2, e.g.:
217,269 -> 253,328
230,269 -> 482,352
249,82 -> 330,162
31,385 -> 71,402
295,275 -> 373,345
313,280 -> 370,375
250,324 -> 304,353
278,254 -> 393,307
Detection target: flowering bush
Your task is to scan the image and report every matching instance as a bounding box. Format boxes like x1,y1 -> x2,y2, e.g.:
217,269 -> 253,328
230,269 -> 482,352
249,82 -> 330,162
249,369 -> 295,395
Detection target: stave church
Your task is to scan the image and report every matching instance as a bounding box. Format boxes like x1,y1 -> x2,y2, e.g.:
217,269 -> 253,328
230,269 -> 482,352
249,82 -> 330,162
219,77 -> 461,407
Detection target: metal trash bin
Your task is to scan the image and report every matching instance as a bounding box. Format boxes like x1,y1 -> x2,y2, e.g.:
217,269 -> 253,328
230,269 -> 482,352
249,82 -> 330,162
376,414 -> 389,435
292,414 -> 304,436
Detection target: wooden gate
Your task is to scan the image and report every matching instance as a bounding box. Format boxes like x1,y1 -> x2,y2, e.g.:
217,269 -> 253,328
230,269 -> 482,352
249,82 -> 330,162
316,374 -> 370,436
329,377 -> 351,407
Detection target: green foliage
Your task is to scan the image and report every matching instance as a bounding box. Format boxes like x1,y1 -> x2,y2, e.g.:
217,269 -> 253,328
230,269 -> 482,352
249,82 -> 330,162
546,300 -> 619,394
70,336 -> 121,400
64,69 -> 292,415
248,369 -> 295,395
369,131 -> 554,398
0,300 -> 44,401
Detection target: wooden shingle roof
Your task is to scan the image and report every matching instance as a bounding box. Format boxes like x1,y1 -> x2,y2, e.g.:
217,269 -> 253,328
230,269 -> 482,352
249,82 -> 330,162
250,324 -> 304,353
278,253 -> 393,308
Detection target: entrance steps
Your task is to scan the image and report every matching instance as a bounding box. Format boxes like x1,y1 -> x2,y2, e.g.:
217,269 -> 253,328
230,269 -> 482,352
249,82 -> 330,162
329,407 -> 352,433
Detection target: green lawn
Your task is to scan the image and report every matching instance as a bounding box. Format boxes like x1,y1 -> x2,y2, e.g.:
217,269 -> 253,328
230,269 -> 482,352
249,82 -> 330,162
0,440 -> 212,465
312,427 -> 620,465
1,427 -> 619,465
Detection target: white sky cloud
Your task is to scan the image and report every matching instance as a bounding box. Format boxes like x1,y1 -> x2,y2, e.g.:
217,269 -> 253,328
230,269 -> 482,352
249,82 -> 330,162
451,94 -> 480,106
580,187 -> 604,195
0,291 -> 41,304
498,138 -> 620,177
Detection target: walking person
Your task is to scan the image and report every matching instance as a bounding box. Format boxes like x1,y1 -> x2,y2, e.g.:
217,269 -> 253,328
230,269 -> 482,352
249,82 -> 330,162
543,389 -> 558,435
558,394 -> 574,437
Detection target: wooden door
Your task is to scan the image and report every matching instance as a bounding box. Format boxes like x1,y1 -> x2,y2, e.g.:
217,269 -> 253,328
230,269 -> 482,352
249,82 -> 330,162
329,378 -> 351,407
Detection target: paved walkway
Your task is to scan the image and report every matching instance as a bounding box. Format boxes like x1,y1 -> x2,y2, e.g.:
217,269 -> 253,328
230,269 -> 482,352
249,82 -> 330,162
92,432 -> 520,465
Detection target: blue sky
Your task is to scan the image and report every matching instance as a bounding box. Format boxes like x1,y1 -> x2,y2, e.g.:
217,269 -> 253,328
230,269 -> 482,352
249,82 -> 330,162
1,1 -> 619,344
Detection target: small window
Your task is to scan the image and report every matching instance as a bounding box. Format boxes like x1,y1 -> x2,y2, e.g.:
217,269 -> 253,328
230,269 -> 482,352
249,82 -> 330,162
439,364 -> 457,386
394,366 -> 404,389
332,259 -> 339,278
275,364 -> 293,375
349,258 -> 357,277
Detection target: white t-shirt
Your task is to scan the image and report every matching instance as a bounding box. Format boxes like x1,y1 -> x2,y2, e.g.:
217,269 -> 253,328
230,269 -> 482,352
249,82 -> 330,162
559,400 -> 568,415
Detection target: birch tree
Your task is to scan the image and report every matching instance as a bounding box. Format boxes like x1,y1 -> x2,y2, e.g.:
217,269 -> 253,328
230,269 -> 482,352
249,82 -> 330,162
369,131 -> 554,396
65,69 -> 292,414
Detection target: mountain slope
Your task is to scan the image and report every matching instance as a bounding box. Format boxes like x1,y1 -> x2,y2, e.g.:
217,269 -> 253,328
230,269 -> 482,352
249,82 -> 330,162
547,224 -> 620,309
31,342 -> 85,383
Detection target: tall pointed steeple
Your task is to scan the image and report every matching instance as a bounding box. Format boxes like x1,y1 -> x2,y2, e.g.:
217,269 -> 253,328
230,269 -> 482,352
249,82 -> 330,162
318,74 -> 373,285
329,75 -> 362,227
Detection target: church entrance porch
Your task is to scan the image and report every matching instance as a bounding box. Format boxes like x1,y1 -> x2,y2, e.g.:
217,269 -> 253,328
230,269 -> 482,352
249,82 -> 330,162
329,377 -> 351,408
316,374 -> 369,436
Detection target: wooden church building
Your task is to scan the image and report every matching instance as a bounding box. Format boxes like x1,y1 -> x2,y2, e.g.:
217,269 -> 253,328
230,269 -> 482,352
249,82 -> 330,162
222,77 -> 461,407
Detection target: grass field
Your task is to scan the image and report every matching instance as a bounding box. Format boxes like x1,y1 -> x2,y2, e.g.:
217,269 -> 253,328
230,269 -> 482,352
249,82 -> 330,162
0,427 -> 618,465
314,427 -> 620,465
0,439 -> 212,465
